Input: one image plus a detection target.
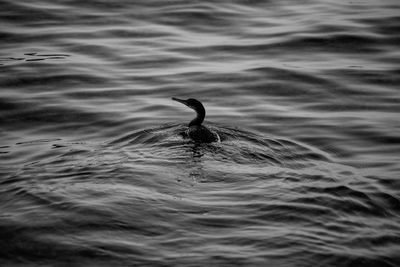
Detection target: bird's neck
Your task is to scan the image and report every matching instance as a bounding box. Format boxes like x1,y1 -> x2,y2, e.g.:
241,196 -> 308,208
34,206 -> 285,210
189,107 -> 205,127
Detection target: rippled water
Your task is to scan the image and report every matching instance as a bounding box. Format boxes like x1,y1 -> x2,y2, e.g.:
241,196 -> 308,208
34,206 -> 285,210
1,0 -> 400,266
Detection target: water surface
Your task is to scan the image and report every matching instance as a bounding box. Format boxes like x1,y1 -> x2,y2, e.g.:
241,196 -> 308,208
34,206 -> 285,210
1,0 -> 399,266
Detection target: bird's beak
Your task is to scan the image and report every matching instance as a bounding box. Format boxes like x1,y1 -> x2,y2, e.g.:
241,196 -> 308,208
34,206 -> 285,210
172,97 -> 188,106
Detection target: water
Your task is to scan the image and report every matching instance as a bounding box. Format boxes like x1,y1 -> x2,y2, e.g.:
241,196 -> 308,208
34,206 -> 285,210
1,0 -> 399,266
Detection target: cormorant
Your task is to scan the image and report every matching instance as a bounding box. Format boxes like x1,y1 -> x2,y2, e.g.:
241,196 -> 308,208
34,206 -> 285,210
172,97 -> 220,143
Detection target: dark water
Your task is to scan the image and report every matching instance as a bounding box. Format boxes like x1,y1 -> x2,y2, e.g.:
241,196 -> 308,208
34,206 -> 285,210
1,0 -> 400,266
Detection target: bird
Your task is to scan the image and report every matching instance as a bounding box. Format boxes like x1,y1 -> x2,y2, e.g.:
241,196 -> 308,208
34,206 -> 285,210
172,97 -> 220,143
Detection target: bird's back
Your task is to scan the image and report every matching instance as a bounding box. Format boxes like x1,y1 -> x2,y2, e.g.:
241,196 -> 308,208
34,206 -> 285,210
187,125 -> 219,143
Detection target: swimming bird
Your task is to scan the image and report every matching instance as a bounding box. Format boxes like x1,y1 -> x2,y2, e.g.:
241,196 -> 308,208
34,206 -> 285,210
172,97 -> 220,143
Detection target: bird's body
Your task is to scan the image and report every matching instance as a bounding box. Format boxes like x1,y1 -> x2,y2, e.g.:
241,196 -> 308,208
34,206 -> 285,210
172,97 -> 220,143
187,125 -> 220,143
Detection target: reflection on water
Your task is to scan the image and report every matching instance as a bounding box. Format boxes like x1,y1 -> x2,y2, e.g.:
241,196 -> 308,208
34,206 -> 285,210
1,0 -> 399,266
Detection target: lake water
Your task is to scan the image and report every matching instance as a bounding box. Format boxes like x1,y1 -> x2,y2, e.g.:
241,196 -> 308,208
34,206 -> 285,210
1,0 -> 399,266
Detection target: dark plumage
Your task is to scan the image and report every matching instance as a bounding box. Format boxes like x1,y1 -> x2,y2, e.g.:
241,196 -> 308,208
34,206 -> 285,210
172,97 -> 220,143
